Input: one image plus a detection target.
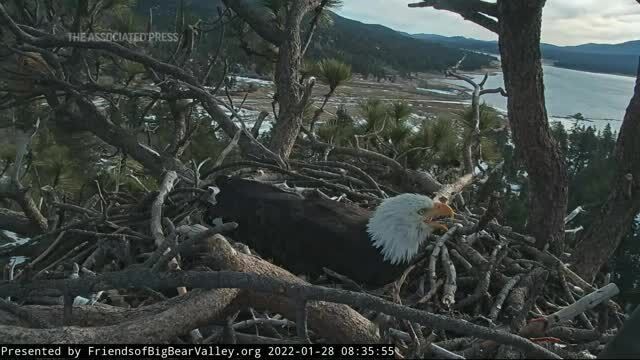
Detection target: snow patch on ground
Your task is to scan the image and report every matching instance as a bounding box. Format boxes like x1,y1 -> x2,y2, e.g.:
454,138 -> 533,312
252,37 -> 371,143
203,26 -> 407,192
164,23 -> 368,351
509,183 -> 522,193
9,256 -> 29,266
234,76 -> 273,87
193,105 -> 274,136
0,230 -> 31,248
416,87 -> 459,96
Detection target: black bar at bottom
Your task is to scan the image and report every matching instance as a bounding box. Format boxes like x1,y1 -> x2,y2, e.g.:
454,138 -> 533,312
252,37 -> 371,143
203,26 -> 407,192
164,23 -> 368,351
0,344 -> 396,359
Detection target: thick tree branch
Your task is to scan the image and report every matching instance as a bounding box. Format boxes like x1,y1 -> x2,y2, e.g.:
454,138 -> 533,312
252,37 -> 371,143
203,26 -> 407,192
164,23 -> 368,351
0,288 -> 239,343
0,267 -> 558,357
0,3 -> 260,164
302,0 -> 332,56
408,0 -> 499,33
570,59 -> 640,281
222,0 -> 285,45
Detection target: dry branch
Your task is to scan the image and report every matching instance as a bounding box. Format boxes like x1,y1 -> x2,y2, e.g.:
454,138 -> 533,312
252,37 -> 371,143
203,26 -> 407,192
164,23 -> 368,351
0,289 -> 239,343
546,283 -> 619,327
150,171 -> 179,247
441,246 -> 457,308
489,274 -> 521,321
0,246 -> 560,357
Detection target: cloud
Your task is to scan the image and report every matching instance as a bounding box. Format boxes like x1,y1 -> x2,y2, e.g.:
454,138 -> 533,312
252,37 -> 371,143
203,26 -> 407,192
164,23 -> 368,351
337,0 -> 640,45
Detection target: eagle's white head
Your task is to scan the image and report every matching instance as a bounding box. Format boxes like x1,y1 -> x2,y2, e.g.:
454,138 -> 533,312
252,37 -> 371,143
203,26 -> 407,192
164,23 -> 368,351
367,194 -> 455,265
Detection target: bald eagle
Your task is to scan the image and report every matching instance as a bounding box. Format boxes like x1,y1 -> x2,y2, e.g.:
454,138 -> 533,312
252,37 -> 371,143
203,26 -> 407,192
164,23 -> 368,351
207,176 -> 455,287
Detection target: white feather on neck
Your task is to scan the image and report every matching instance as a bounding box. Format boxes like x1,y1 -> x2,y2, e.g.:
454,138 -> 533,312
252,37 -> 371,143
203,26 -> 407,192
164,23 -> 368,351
366,194 -> 434,265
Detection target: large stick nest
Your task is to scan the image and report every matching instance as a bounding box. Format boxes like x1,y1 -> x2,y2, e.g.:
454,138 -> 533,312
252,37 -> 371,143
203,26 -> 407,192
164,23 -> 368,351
0,162 -> 627,359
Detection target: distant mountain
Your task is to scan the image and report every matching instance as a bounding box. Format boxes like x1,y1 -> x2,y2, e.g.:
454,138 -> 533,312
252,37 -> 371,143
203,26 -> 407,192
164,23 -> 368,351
132,1 -> 496,76
412,33 -> 639,76
413,34 -> 497,48
309,15 -> 496,77
561,40 -> 640,56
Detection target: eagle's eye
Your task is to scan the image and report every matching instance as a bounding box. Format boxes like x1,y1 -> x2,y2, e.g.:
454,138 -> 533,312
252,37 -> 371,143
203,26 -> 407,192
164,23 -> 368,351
417,208 -> 426,215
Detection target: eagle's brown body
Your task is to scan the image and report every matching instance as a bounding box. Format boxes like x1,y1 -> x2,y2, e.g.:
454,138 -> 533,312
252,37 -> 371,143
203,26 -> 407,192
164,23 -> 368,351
207,176 -> 406,286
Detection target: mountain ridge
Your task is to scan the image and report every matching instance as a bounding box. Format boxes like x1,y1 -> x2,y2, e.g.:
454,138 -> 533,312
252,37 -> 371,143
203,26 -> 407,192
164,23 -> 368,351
133,0 -> 496,76
412,33 -> 639,75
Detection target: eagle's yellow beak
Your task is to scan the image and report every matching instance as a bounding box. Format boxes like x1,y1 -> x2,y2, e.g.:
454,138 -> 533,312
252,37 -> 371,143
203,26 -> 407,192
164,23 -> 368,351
423,202 -> 455,232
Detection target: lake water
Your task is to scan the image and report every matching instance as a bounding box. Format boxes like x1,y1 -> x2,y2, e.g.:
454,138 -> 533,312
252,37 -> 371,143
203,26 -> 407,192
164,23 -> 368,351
444,65 -> 636,131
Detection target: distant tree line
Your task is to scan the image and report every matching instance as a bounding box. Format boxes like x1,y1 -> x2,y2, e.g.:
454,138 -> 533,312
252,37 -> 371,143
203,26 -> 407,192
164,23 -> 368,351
501,121 -> 640,293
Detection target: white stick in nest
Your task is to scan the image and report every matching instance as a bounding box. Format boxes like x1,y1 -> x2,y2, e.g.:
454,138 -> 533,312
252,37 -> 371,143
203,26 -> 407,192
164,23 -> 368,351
429,225 -> 462,291
564,206 -> 586,224
546,283 -> 619,327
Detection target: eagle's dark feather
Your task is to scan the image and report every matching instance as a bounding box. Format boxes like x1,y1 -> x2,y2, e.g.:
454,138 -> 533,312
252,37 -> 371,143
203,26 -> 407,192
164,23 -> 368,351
208,176 -> 406,286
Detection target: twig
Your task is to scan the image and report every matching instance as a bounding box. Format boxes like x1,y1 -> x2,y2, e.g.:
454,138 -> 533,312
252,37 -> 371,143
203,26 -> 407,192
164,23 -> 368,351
441,246 -> 457,308
322,267 -> 364,292
455,242 -> 504,309
489,274 -> 522,321
430,225 -> 461,291
296,299 -> 310,343
214,129 -> 242,167
417,279 -> 443,304
34,242 -> 90,279
150,171 -> 178,247
449,249 -> 473,272
26,231 -> 66,269
0,269 -> 560,358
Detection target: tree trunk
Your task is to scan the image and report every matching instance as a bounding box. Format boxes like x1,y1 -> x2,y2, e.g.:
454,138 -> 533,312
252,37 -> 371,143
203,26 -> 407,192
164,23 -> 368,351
497,0 -> 568,250
223,0 -> 321,160
570,62 -> 640,283
268,4 -> 307,160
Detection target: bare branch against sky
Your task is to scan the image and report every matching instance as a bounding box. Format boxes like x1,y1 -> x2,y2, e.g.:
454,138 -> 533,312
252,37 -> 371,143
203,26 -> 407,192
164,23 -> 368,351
337,0 -> 640,46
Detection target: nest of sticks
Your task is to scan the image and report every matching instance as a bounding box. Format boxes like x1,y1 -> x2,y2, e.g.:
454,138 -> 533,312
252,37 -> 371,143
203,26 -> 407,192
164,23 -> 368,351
0,162 -> 627,359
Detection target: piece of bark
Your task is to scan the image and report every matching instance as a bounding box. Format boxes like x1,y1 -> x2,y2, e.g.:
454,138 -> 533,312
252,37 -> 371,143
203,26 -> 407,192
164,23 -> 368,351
0,288 -> 238,343
504,267 -> 549,333
547,283 -> 619,327
190,234 -> 381,343
545,327 -> 600,343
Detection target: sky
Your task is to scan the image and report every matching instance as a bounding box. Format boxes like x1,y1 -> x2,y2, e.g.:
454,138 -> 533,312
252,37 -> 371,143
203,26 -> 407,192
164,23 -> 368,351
336,0 -> 640,46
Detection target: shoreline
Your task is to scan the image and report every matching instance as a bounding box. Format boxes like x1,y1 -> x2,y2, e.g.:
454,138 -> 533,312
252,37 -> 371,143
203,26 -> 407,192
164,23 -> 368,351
471,52 -> 636,78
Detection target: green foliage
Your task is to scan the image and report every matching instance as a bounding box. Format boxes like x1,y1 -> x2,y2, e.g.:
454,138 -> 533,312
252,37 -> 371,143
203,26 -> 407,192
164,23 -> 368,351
551,121 -> 569,154
317,106 -> 357,146
315,58 -> 352,92
565,123 -> 617,209
301,60 -> 320,79
413,117 -> 461,166
110,5 -> 142,33
456,103 -> 504,164
358,99 -> 388,133
314,1 -> 344,28
316,101 -> 503,172
29,129 -> 87,196
388,101 -> 412,126
503,121 -> 620,233
0,143 -> 16,162
611,219 -> 640,298
96,157 -> 158,194
457,103 -> 502,132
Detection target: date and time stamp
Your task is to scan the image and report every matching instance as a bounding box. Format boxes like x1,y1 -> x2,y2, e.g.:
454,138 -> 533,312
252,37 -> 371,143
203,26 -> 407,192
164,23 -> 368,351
2,344 -> 398,359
